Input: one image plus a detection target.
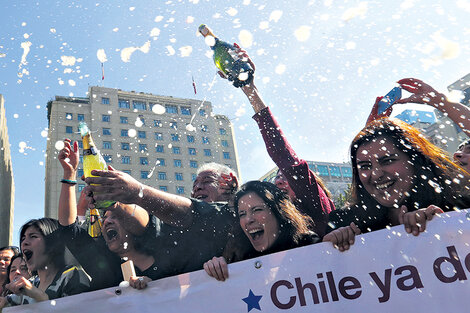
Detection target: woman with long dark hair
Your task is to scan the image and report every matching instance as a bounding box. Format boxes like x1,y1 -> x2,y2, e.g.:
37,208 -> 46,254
4,218 -> 90,303
204,181 -> 319,281
324,118 -> 470,250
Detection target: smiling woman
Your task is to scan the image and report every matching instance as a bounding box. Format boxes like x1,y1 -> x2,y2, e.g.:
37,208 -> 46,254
203,181 -> 320,282
325,118 -> 470,250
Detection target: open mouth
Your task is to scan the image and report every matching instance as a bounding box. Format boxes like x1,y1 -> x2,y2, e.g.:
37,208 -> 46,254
195,194 -> 208,200
376,181 -> 394,190
23,250 -> 33,261
247,228 -> 264,240
106,229 -> 118,241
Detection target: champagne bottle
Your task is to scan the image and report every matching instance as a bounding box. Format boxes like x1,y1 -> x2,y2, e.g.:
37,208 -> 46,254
198,24 -> 254,88
78,122 -> 115,237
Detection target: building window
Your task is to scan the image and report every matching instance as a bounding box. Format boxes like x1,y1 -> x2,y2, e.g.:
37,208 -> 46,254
187,135 -> 195,143
166,105 -> 178,114
156,145 -> 164,153
316,165 -> 329,176
175,173 -> 183,181
121,142 -> 130,150
176,186 -> 185,194
191,173 -> 197,181
121,156 -> 131,164
171,134 -> 180,142
201,125 -> 208,132
103,154 -> 112,163
120,129 -> 128,137
154,120 -> 162,127
78,114 -> 85,121
223,152 -> 230,159
157,158 -> 165,166
204,149 -> 212,157
170,121 -> 177,129
103,128 -> 111,136
174,159 -> 182,167
65,113 -> 73,120
141,171 -> 149,179
103,141 -> 112,149
138,131 -> 146,139
342,167 -> 353,178
219,128 -> 227,135
202,137 -> 210,144
78,184 -> 85,192
159,186 -> 168,192
140,157 -> 149,165
66,126 -> 73,134
122,170 -> 131,175
329,166 -> 342,178
118,99 -> 130,109
79,156 -> 83,163
172,147 -> 181,155
188,148 -> 196,155
181,107 -> 191,115
190,160 -> 198,168
77,169 -> 84,178
155,132 -> 163,140
139,144 -> 148,152
120,116 -> 128,124
102,97 -> 110,105
158,172 -> 167,180
133,101 -> 146,111
199,109 -> 206,116
221,140 -> 229,147
102,114 -> 111,122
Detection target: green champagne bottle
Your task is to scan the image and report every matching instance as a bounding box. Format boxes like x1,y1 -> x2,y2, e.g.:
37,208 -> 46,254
79,122 -> 116,212
199,24 -> 254,88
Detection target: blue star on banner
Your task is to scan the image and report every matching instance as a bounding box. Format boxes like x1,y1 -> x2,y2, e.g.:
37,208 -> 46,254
242,289 -> 263,312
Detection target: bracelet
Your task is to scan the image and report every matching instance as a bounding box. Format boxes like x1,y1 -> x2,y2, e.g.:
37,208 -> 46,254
60,179 -> 77,185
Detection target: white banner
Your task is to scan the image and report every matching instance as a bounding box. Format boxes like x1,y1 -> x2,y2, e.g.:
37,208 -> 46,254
6,210 -> 470,313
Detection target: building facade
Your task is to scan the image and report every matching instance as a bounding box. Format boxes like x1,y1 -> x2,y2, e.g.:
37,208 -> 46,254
259,160 -> 352,200
0,94 -> 15,246
45,86 -> 240,218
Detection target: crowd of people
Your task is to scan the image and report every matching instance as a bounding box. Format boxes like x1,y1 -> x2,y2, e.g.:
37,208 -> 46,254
1,51 -> 470,309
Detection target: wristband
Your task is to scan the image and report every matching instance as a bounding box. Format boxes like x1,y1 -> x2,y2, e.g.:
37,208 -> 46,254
60,179 -> 77,185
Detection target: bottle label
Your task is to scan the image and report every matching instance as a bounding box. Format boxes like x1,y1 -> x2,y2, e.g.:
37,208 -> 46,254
83,147 -> 98,155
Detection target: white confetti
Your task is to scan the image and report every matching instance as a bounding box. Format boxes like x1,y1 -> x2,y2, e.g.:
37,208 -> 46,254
154,16 -> 164,22
68,79 -> 76,86
185,124 -> 196,132
121,41 -> 151,62
55,141 -> 65,151
41,130 -> 48,137
20,41 -> 32,66
152,104 -> 165,114
342,2 -> 368,21
269,10 -> 283,22
50,28 -> 56,33
226,7 -> 238,16
179,46 -> 193,57
238,30 -> 253,48
166,45 -> 175,56
61,56 -> 76,66
294,26 -> 311,42
128,129 -> 137,137
97,49 -> 107,63
13,114 -> 19,119
150,28 -> 160,37
345,41 -> 357,50
275,64 -> 286,75
186,16 -> 194,23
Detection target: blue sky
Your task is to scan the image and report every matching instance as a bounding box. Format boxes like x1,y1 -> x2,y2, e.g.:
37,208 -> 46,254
1,0 -> 469,244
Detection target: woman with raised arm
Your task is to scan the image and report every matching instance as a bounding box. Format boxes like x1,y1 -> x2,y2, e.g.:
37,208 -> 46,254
324,118 -> 470,251
221,45 -> 334,238
204,181 -> 319,281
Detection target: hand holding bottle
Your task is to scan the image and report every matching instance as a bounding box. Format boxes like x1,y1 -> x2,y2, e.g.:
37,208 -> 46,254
365,96 -> 394,126
84,166 -> 143,206
58,139 -> 79,179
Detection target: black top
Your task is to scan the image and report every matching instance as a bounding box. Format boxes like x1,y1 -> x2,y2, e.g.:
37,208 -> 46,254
39,265 -> 91,299
153,200 -> 238,274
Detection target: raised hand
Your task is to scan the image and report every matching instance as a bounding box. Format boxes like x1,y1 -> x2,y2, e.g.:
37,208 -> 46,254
396,78 -> 444,108
58,139 -> 79,178
366,96 -> 394,125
